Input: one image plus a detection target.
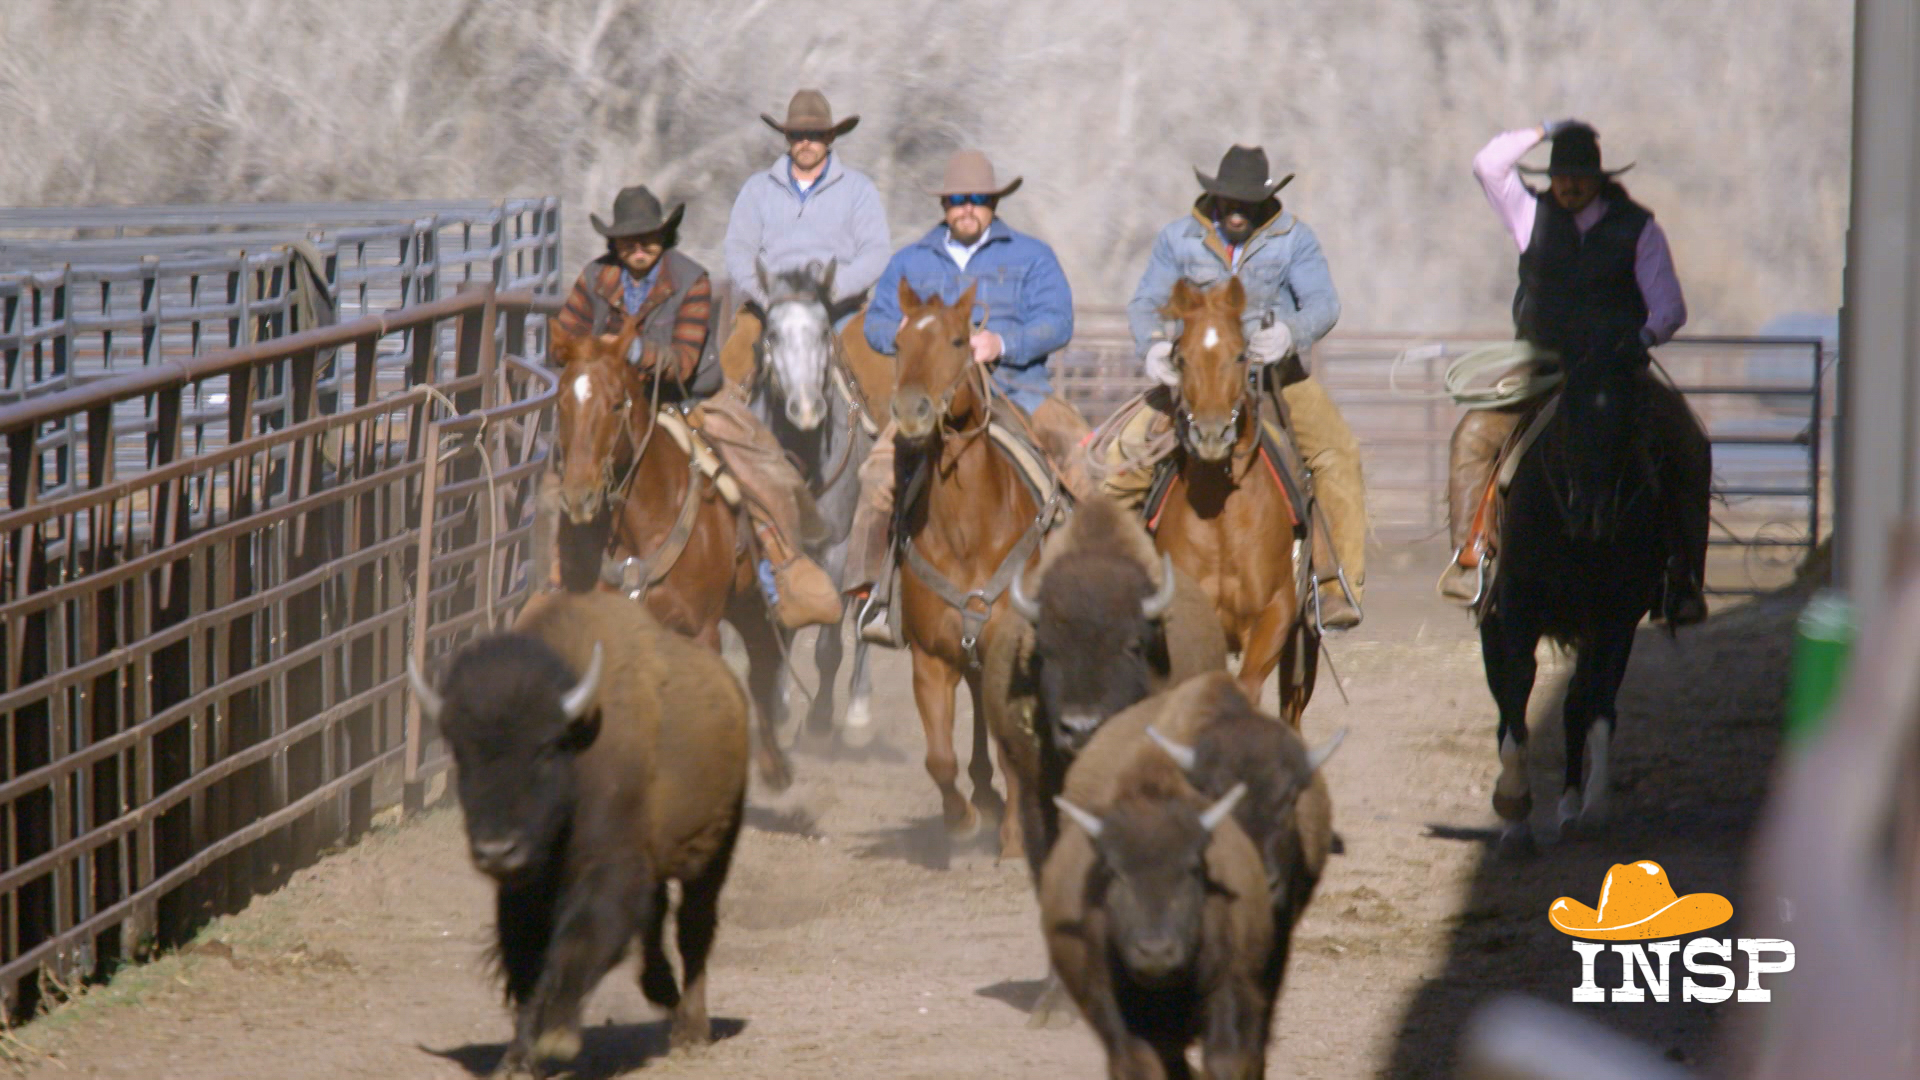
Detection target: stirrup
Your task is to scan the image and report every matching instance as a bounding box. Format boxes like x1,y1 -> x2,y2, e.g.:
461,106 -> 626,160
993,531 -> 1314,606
1311,565 -> 1364,635
1436,546 -> 1488,607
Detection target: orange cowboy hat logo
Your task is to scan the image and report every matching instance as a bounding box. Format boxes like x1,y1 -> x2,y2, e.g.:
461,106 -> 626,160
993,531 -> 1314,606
1548,860 -> 1733,941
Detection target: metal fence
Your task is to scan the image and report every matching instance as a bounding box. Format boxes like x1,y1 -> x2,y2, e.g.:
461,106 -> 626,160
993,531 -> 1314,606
0,285 -> 559,1014
1051,311 -> 1830,594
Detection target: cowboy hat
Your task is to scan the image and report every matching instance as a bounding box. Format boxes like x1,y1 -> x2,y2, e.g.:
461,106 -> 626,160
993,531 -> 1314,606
761,89 -> 860,139
1519,122 -> 1635,179
1194,145 -> 1294,203
590,185 -> 685,239
926,149 -> 1022,199
1548,861 -> 1733,941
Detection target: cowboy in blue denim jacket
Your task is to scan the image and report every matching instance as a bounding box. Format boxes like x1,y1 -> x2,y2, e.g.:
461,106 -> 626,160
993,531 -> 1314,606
1101,145 -> 1369,630
843,151 -> 1092,633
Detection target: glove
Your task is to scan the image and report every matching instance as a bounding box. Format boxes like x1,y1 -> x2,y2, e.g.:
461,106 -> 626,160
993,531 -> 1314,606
1246,321 -> 1295,366
1143,340 -> 1180,386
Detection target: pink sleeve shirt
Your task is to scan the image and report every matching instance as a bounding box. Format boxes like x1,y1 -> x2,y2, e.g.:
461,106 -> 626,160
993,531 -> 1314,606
1472,128 -> 1688,345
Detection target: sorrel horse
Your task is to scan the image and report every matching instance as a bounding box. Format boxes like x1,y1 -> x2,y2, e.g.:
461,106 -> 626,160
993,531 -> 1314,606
749,260 -> 880,743
549,326 -> 792,789
1153,278 -> 1317,719
890,280 -> 1060,848
1481,339 -> 1672,846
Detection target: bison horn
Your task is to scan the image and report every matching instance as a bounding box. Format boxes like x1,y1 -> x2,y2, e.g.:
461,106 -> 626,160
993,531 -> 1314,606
1199,782 -> 1248,833
1009,567 -> 1042,624
561,643 -> 605,721
1306,726 -> 1349,775
1054,797 -> 1105,839
1146,725 -> 1198,773
406,656 -> 444,724
1140,553 -> 1177,620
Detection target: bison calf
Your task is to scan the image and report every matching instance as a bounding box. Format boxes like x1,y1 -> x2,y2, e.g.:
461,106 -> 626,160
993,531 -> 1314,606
410,590 -> 749,1079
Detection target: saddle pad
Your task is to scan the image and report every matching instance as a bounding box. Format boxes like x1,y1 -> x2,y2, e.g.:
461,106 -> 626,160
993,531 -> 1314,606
1495,393 -> 1561,492
653,408 -> 743,506
987,419 -> 1066,520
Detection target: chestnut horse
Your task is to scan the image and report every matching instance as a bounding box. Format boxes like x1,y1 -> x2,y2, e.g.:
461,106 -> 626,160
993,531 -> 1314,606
1153,278 -> 1317,719
549,326 -> 792,789
891,280 -> 1062,847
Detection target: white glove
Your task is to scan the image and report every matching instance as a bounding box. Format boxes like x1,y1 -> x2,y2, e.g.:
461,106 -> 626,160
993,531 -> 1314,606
1247,322 -> 1295,366
1143,340 -> 1179,386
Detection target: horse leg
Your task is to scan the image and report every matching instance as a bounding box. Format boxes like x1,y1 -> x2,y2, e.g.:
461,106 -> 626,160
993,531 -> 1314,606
1566,623 -> 1637,829
1480,607 -> 1541,824
1275,618 -> 1321,727
965,668 -> 1005,822
911,648 -> 978,839
1236,595 -> 1295,716
996,735 -> 1024,862
842,632 -> 877,748
806,612 -> 846,740
732,603 -> 795,792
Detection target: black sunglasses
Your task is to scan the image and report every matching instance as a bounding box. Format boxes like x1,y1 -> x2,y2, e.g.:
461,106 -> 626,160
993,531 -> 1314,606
941,194 -> 997,209
785,130 -> 831,145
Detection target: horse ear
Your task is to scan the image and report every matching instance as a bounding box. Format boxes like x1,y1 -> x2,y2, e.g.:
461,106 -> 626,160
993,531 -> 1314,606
956,282 -> 980,324
897,276 -> 922,312
551,334 -> 583,366
1164,278 -> 1201,320
1221,275 -> 1246,313
819,258 -> 838,298
755,256 -> 772,297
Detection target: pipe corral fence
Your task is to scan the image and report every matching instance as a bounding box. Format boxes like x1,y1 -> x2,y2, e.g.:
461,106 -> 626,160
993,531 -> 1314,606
0,200 -> 1830,1014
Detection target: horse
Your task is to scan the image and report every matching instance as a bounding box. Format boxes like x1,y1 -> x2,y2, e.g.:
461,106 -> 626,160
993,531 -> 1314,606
747,258 -> 881,744
890,279 -> 1063,850
1152,277 -> 1318,719
1479,338 -> 1670,844
549,325 -> 793,791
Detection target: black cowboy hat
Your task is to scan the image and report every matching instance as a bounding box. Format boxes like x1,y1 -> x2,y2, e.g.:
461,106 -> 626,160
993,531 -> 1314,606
590,185 -> 685,239
1519,123 -> 1635,180
1194,145 -> 1294,203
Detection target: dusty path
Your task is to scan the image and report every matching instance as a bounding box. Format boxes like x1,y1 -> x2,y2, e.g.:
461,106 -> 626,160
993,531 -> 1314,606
9,542 -> 1795,1079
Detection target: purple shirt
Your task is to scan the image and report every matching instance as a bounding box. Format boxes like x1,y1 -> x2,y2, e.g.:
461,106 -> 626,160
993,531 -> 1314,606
1473,128 -> 1688,345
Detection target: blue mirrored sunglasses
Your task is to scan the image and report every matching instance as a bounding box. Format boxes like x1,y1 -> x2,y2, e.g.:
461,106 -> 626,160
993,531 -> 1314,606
941,193 -> 997,208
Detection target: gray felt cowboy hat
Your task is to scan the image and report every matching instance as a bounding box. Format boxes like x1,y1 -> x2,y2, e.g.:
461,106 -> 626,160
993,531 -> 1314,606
590,185 -> 685,239
925,149 -> 1023,199
761,89 -> 860,138
1194,145 -> 1294,202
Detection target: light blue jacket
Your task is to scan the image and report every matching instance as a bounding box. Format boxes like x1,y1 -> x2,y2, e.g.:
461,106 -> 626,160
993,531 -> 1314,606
1126,202 -> 1341,358
724,153 -> 892,314
865,220 -> 1074,413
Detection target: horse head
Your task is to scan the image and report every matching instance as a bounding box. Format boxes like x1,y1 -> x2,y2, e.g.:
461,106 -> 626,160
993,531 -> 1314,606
1557,337 -> 1646,542
551,326 -> 644,524
1164,277 -> 1252,464
890,279 -> 982,447
757,257 -> 839,431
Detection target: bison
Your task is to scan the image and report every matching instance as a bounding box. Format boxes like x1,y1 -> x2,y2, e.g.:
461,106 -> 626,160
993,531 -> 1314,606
408,590 -> 749,1079
1043,673 -> 1343,1072
984,493 -> 1230,873
1042,737 -> 1272,1079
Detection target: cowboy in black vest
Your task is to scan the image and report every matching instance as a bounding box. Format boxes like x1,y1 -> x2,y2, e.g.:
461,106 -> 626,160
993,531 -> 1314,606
1442,121 -> 1711,626
542,185 -> 843,629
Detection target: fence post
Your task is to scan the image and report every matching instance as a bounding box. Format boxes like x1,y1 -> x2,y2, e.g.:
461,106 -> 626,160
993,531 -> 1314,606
403,410 -> 441,813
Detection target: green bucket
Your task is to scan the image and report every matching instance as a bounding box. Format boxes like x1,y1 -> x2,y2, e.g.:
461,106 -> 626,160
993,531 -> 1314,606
1784,591 -> 1856,745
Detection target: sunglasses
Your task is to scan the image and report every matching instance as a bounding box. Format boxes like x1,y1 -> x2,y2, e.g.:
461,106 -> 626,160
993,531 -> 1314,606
941,194 -> 997,209
785,130 -> 831,145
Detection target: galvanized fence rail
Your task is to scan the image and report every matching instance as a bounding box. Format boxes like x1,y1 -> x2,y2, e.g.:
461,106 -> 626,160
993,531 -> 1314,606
1050,310 -> 1830,595
0,285 -> 559,1015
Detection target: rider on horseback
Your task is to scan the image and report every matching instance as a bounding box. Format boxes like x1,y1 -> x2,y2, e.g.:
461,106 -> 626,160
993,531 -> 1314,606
1440,120 -> 1710,626
1098,145 -> 1369,631
718,89 -> 892,388
547,184 -> 844,631
843,150 -> 1093,643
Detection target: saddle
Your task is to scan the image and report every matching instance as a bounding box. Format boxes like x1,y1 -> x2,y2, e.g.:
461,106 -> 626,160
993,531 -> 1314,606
654,407 -> 743,507
1452,393 -> 1561,612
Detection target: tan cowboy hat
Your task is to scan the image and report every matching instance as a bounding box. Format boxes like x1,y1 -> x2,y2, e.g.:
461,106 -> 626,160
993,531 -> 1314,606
926,149 -> 1023,199
590,185 -> 685,239
1194,145 -> 1294,203
1548,861 -> 1734,941
760,89 -> 860,139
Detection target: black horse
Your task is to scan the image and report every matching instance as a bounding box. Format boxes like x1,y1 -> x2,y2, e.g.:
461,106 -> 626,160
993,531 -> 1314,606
1479,338 -> 1687,845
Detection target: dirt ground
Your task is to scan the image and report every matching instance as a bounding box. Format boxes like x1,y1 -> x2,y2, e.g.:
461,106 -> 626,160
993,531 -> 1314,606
6,540 -> 1800,1079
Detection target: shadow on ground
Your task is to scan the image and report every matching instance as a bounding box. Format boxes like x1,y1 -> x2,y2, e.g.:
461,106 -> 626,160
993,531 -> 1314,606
1382,584 -> 1806,1078
426,1017 -> 747,1078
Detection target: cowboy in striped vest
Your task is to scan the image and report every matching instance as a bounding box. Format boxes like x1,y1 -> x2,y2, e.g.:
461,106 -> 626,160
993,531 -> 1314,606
546,185 -> 843,629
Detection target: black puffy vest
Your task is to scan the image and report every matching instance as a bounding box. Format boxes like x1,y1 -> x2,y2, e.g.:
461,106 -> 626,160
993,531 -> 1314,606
1514,185 -> 1651,358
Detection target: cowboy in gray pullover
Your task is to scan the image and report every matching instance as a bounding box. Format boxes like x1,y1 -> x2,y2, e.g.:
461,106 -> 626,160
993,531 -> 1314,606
719,90 -> 892,388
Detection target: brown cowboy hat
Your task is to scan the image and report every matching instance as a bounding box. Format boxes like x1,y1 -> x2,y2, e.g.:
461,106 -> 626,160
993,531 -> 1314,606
925,149 -> 1023,199
590,185 -> 685,239
1548,861 -> 1733,942
761,89 -> 860,139
1194,145 -> 1294,203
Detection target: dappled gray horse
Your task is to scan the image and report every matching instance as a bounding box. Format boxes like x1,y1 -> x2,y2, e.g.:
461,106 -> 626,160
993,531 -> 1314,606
749,259 -> 880,743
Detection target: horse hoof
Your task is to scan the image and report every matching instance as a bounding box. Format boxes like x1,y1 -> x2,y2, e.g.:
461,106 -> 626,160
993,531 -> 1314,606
756,749 -> 795,794
1579,789 -> 1611,829
1496,820 -> 1536,860
1492,790 -> 1532,822
1493,735 -> 1530,821
1026,979 -> 1077,1030
945,802 -> 982,840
